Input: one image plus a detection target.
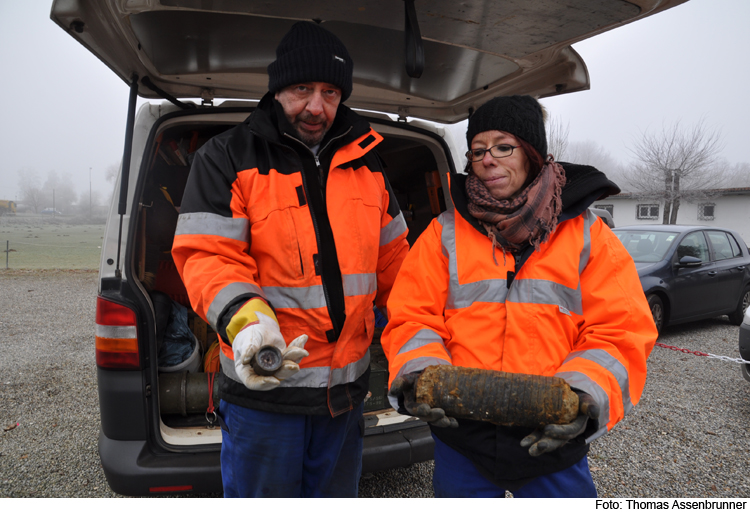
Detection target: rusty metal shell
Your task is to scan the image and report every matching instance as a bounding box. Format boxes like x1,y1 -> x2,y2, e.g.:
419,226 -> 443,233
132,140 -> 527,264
415,365 -> 579,427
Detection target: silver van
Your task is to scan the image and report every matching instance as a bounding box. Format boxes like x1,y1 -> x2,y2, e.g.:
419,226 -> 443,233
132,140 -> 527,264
51,0 -> 685,496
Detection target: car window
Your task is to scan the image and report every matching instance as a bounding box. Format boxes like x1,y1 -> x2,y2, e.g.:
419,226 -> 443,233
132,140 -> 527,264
614,230 -> 678,263
676,232 -> 710,263
727,233 -> 743,257
707,231 -> 738,261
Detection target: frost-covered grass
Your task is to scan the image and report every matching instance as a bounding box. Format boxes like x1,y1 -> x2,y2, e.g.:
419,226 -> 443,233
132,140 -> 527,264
0,215 -> 105,269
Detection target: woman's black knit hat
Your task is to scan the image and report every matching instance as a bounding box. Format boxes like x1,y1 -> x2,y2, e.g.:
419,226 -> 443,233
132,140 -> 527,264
466,95 -> 547,158
268,21 -> 354,102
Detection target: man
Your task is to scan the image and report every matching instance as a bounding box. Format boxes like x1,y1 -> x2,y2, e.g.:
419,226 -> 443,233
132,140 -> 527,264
172,21 -> 409,497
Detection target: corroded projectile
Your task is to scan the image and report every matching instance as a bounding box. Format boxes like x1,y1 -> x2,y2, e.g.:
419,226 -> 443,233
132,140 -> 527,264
415,365 -> 579,427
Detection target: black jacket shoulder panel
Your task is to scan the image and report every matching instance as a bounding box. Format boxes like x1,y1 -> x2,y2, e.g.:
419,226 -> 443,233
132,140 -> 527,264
558,162 -> 620,222
180,127 -> 243,216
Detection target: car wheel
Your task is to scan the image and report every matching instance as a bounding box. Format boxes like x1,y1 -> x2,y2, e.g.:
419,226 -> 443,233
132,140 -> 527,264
647,294 -> 664,334
742,364 -> 750,383
646,294 -> 664,334
728,286 -> 750,325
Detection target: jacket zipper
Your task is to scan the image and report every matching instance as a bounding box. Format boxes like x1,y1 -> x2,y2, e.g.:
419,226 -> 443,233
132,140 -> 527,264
282,129 -> 352,340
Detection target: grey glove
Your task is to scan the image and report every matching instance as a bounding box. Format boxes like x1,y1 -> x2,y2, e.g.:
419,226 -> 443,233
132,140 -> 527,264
520,392 -> 600,457
389,372 -> 458,428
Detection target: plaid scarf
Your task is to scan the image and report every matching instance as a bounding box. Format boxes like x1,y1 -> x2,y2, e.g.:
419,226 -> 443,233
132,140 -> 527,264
466,161 -> 566,260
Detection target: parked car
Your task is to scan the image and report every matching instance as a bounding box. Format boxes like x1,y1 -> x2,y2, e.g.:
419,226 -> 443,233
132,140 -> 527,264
739,310 -> 750,382
41,208 -> 62,215
613,225 -> 750,334
50,0 -> 688,496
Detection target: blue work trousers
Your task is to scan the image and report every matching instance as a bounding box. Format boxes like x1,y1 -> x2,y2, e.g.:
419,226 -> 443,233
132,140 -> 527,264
218,400 -> 364,498
432,435 -> 598,498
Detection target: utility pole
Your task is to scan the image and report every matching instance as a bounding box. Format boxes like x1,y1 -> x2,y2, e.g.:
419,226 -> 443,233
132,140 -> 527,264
89,167 -> 92,220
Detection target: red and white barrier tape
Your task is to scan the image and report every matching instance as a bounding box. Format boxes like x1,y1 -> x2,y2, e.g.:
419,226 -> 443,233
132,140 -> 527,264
655,342 -> 750,365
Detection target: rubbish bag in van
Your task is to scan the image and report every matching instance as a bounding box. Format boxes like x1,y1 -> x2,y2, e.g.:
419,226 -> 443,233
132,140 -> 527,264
158,300 -> 196,368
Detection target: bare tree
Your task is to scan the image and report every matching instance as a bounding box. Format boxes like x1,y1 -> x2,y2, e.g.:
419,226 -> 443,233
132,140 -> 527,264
546,114 -> 570,161
625,118 -> 724,224
105,163 -> 120,184
711,159 -> 750,188
564,140 -> 630,190
18,168 -> 43,213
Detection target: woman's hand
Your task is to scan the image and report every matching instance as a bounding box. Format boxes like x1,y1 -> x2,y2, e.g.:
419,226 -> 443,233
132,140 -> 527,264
520,392 -> 600,456
389,372 -> 458,428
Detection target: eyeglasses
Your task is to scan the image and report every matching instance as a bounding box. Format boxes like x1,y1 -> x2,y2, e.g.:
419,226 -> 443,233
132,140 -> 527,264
465,144 -> 519,162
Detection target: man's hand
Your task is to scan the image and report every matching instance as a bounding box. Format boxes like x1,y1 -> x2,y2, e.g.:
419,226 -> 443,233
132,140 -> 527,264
520,392 -> 600,456
389,372 -> 458,428
232,312 -> 309,391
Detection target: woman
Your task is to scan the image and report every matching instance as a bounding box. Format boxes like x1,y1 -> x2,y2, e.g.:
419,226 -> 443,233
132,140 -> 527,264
383,95 -> 657,498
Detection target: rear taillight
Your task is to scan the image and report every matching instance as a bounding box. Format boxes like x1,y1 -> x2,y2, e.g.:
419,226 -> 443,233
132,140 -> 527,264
96,296 -> 140,370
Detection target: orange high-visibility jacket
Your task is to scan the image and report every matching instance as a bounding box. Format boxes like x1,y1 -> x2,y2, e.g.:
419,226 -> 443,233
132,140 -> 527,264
383,166 -> 656,479
173,94 -> 409,416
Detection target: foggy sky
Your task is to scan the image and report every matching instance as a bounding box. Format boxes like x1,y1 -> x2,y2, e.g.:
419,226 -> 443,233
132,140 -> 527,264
1,0 -> 748,203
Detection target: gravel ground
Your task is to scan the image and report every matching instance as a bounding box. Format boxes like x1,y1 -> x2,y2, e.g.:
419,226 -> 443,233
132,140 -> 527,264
2,269 -> 749,498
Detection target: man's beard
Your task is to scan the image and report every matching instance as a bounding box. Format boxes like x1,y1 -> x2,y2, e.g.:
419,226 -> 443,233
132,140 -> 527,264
291,112 -> 331,148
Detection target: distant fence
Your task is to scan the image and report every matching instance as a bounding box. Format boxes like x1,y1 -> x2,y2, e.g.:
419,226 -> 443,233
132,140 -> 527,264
3,239 -> 103,270
0,219 -> 105,270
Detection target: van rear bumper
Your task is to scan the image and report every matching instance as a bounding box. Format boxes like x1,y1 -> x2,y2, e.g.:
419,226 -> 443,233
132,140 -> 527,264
99,421 -> 433,496
98,432 -> 222,496
362,421 -> 434,473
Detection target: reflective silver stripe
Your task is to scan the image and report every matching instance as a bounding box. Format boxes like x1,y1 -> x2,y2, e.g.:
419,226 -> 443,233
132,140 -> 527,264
220,347 -> 369,388
343,273 -> 377,297
453,280 -> 508,309
264,285 -> 326,310
507,279 -> 582,315
396,328 -> 448,356
440,211 -> 595,314
563,349 -> 634,416
96,325 -> 136,339
380,212 -> 407,246
264,274 -> 376,311
439,212 -> 458,303
438,212 -> 452,259
207,282 -> 266,329
504,212 -> 596,314
439,211 -> 508,309
555,370 -> 610,443
175,212 -> 250,243
580,209 -> 595,273
330,350 -> 371,386
220,352 -> 241,382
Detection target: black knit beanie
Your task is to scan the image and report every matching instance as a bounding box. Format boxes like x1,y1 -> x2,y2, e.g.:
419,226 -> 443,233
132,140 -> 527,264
268,22 -> 353,102
466,95 -> 547,158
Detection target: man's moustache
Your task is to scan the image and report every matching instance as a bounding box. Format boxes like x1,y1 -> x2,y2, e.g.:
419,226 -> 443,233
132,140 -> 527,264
297,115 -> 325,125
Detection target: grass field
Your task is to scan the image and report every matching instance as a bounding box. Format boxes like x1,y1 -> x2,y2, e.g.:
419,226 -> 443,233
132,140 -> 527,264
0,215 -> 106,270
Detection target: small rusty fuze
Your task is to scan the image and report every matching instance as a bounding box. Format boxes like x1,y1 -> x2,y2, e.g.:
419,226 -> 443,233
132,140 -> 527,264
415,365 -> 579,427
247,345 -> 284,376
